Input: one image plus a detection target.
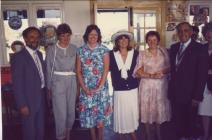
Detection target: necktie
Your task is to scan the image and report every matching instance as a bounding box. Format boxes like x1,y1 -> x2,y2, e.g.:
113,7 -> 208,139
34,51 -> 45,87
177,43 -> 184,61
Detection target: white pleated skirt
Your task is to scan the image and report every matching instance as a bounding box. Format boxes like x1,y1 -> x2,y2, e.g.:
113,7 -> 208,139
113,88 -> 139,134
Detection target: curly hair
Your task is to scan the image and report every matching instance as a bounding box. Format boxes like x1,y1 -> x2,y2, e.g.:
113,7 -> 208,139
145,31 -> 160,43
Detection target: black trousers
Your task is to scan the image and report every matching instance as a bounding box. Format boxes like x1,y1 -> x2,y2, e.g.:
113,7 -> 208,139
171,101 -> 203,139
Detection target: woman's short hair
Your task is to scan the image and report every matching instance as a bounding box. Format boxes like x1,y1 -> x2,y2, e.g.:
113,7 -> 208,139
145,31 -> 160,42
83,24 -> 102,43
202,21 -> 212,39
56,23 -> 72,37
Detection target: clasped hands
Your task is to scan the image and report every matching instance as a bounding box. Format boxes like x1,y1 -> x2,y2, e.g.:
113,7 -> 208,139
135,66 -> 164,79
83,85 -> 102,97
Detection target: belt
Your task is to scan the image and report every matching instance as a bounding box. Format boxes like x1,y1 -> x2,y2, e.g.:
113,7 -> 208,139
54,71 -> 76,76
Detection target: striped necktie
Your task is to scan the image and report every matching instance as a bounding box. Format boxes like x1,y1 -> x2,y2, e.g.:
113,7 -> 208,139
177,43 -> 184,62
33,51 -> 45,87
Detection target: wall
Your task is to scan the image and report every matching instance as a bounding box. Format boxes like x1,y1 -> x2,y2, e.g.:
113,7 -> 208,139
0,14 -> 8,66
63,1 -> 90,47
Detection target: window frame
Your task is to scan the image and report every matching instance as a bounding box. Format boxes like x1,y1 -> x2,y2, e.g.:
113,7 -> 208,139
32,3 -> 63,27
133,9 -> 159,50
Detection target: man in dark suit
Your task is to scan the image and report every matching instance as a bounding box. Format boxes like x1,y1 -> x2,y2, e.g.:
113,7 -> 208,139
168,22 -> 208,140
11,27 -> 45,140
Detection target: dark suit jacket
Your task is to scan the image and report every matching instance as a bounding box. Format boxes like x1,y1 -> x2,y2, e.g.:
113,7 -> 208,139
168,40 -> 208,104
11,48 -> 46,115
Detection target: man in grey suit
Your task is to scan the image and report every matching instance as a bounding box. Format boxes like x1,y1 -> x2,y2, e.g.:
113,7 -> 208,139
168,22 -> 208,140
11,26 -> 45,140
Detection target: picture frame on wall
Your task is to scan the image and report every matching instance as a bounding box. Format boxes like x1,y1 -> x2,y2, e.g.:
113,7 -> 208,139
166,1 -> 188,22
190,5 -> 209,26
166,22 -> 177,31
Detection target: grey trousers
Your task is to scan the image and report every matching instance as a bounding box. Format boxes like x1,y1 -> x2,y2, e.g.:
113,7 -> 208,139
51,75 -> 77,140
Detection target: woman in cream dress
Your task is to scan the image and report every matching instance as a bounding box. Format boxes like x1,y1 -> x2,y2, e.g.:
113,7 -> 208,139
134,31 -> 171,140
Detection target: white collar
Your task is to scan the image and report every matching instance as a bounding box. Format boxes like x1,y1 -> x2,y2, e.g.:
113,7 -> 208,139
56,41 -> 69,50
114,49 -> 134,79
181,38 -> 191,49
26,45 -> 37,56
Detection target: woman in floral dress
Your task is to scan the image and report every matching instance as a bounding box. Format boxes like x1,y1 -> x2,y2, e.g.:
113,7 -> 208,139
76,24 -> 112,140
133,31 -> 171,140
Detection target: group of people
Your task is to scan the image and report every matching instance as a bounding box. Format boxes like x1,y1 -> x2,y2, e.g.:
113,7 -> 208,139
10,21 -> 212,140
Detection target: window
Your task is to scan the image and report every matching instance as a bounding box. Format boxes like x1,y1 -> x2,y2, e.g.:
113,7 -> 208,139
133,11 -> 157,50
1,3 -> 63,63
36,9 -> 61,27
3,9 -> 29,61
91,0 -> 163,50
96,9 -> 129,50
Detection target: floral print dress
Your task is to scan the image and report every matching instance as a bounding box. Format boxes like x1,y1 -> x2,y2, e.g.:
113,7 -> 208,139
133,47 -> 171,124
77,44 -> 112,128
